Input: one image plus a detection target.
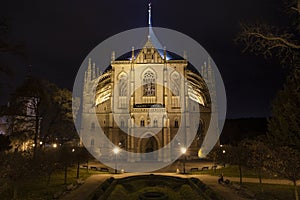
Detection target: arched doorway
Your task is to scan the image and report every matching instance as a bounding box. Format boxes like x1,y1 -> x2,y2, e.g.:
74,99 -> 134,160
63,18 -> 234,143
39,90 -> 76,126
140,134 -> 159,161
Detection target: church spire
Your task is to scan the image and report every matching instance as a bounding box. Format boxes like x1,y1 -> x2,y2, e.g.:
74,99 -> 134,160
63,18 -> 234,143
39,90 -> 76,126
144,2 -> 163,51
148,2 -> 152,39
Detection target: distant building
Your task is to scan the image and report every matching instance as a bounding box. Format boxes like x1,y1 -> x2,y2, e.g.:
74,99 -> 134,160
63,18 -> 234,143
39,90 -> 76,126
2,95 -> 41,151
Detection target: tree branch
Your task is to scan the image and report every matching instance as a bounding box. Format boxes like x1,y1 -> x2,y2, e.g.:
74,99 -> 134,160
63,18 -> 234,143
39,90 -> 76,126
247,32 -> 300,49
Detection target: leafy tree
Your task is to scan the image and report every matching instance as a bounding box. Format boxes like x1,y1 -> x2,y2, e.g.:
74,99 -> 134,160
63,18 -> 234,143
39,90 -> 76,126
207,145 -> 230,168
34,148 -> 60,185
58,145 -> 74,185
227,143 -> 250,185
265,146 -> 300,200
236,2 -> 300,198
43,150 -> 60,185
73,147 -> 92,179
266,69 -> 300,200
8,77 -> 48,156
209,143 -> 249,185
267,69 -> 300,151
41,87 -> 77,144
4,79 -> 77,153
0,134 -> 11,152
0,152 -> 32,199
242,138 -> 271,192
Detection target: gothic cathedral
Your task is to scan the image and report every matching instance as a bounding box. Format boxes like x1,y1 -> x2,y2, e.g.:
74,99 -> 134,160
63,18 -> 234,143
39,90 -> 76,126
80,5 -> 216,162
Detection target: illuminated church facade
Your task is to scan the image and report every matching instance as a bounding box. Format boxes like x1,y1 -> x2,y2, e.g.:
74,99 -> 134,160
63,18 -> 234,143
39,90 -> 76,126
80,5 -> 216,161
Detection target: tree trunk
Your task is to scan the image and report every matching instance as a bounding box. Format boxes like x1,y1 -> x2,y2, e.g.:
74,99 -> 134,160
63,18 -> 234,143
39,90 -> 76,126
33,113 -> 39,158
76,161 -> 80,179
86,161 -> 89,173
293,180 -> 299,200
13,182 -> 18,200
64,166 -> 67,185
47,173 -> 51,185
238,164 -> 243,185
258,168 -> 263,192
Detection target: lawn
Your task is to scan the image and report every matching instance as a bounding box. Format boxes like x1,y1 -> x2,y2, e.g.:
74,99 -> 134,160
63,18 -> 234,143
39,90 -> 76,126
193,165 -> 276,179
190,165 -> 300,199
0,167 -> 106,200
241,182 -> 300,200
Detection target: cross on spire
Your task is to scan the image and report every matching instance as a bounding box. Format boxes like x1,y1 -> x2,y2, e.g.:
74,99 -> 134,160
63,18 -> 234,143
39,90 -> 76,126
148,2 -> 152,26
148,2 -> 152,39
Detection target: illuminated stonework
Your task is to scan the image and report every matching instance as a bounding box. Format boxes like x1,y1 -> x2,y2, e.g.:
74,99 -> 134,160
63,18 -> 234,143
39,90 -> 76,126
80,37 -> 216,161
79,4 -> 217,162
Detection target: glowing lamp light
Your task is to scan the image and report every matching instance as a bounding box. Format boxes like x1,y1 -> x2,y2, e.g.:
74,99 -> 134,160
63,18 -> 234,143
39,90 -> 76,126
198,149 -> 205,158
180,147 -> 187,154
39,141 -> 43,145
113,147 -> 120,174
53,143 -> 57,148
222,150 -> 226,154
181,147 -> 187,174
113,147 -> 120,154
72,148 -> 75,152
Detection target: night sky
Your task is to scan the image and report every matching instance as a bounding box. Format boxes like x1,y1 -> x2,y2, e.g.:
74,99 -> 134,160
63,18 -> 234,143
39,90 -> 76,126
0,0 -> 289,118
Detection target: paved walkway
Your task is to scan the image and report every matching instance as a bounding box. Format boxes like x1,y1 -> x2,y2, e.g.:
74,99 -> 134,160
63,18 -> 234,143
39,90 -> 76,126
60,173 -> 297,200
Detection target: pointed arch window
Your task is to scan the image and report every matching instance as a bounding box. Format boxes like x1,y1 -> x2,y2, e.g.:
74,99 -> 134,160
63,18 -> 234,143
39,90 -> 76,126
118,73 -> 128,97
153,119 -> 158,127
171,72 -> 180,96
120,119 -> 125,128
143,71 -> 156,96
175,119 -> 179,128
91,122 -> 95,131
140,119 -> 145,127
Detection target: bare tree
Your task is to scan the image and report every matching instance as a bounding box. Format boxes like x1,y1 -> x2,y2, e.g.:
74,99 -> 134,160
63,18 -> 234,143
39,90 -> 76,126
237,23 -> 300,66
236,0 -> 300,67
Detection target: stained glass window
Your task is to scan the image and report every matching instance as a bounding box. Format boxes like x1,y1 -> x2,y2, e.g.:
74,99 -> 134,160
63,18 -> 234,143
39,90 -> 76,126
143,71 -> 155,96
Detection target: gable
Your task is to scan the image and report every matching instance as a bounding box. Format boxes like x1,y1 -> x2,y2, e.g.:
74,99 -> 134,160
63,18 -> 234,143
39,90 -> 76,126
135,39 -> 164,64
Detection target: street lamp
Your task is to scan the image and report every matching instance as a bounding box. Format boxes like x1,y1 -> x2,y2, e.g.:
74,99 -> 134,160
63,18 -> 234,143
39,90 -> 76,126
181,147 -> 187,174
113,147 -> 120,174
222,150 -> 226,167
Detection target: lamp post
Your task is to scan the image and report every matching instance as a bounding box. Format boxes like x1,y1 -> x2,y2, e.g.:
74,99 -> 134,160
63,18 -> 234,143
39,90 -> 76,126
113,147 -> 120,174
181,147 -> 187,174
222,149 -> 226,167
